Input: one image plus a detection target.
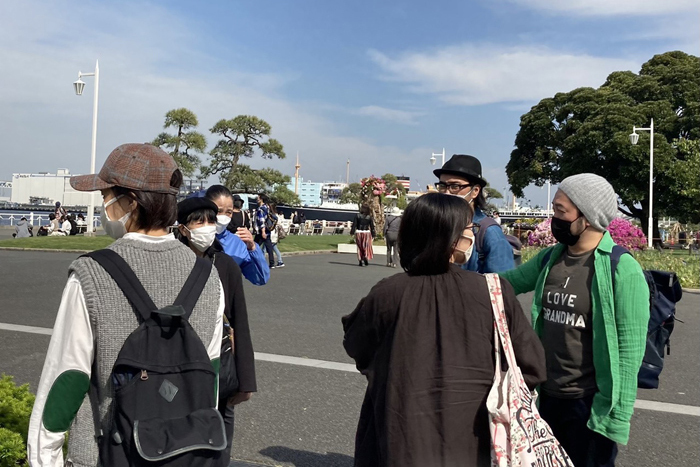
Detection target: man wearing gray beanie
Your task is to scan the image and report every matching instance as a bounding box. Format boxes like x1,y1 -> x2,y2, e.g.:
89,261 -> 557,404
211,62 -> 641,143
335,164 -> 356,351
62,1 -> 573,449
501,173 -> 648,467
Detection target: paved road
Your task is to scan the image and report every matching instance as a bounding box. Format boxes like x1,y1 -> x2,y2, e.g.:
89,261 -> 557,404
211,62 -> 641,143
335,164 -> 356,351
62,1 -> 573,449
0,250 -> 698,466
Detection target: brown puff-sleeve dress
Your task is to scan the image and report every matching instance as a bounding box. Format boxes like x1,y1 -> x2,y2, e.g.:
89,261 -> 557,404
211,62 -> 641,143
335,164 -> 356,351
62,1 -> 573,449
342,264 -> 546,467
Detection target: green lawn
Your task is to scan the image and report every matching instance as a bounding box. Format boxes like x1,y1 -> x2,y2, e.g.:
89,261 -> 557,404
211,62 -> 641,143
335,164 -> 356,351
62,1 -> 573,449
0,234 -> 357,253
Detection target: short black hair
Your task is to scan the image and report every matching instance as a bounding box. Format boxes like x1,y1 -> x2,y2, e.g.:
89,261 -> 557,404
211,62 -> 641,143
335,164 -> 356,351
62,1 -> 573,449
258,193 -> 270,204
113,169 -> 182,230
233,198 -> 244,209
49,213 -> 56,220
398,193 -> 472,275
206,184 -> 232,201
359,205 -> 370,215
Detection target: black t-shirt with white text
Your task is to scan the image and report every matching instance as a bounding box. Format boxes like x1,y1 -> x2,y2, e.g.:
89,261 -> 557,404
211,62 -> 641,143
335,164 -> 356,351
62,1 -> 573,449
541,250 -> 597,398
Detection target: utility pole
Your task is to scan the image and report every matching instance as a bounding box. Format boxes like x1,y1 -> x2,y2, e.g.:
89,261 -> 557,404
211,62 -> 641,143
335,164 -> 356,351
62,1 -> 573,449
294,152 -> 301,195
346,159 -> 350,184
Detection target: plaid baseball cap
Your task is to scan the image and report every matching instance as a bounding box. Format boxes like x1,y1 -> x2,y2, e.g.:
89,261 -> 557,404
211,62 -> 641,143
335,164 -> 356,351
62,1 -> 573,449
70,143 -> 180,194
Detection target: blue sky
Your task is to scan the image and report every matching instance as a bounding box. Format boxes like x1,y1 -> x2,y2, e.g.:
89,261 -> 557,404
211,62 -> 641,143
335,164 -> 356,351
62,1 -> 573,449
1,0 -> 697,208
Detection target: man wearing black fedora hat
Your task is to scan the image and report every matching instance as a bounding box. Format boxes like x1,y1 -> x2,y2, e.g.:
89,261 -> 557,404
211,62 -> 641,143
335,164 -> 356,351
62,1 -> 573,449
433,154 -> 515,273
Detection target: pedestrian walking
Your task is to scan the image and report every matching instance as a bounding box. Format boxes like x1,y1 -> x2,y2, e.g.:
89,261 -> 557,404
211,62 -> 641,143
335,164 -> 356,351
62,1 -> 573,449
351,205 -> 375,266
269,204 -> 285,268
176,197 -> 256,466
343,193 -> 546,467
254,193 -> 276,269
500,173 -> 649,467
228,194 -> 251,232
28,143 -> 227,466
383,206 -> 401,268
433,154 -> 514,272
205,185 -> 270,286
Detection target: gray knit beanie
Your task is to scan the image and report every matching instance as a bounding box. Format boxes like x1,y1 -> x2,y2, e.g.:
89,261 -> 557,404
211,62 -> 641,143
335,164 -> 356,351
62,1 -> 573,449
558,173 -> 618,231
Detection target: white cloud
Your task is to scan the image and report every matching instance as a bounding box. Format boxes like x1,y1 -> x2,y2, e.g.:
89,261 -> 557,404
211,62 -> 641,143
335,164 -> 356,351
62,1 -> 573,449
369,45 -> 638,106
356,105 -> 422,125
0,0 -> 430,188
504,0 -> 698,16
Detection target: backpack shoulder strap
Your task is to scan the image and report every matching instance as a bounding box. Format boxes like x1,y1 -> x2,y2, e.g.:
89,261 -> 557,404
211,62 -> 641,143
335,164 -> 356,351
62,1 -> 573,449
475,217 -> 499,254
173,257 -> 213,320
82,249 -> 156,321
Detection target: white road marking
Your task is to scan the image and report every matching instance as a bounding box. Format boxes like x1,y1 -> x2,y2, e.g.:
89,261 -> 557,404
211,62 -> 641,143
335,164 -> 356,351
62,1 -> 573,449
3,322 -> 699,417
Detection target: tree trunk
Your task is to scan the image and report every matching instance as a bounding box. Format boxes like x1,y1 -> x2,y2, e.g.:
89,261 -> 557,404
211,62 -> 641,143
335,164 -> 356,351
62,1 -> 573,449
370,196 -> 384,238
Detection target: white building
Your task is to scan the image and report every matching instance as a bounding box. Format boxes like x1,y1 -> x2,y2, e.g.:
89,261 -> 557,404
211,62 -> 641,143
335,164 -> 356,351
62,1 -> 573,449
0,181 -> 11,202
11,169 -> 93,206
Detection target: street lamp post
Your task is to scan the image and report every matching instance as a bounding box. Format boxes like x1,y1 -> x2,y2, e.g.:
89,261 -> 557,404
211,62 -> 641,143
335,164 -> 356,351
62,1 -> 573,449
73,60 -> 100,235
430,148 -> 445,167
629,118 -> 654,249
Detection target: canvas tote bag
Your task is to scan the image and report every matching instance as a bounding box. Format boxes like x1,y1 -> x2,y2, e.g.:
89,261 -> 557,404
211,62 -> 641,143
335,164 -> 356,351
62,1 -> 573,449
484,273 -> 572,467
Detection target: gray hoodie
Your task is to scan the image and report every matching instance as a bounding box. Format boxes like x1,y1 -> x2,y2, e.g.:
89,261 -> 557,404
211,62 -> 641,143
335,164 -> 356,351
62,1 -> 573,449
15,219 -> 32,238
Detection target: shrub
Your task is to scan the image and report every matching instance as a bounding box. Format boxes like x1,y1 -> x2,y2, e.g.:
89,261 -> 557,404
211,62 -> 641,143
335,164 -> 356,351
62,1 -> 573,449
0,428 -> 25,467
0,374 -> 35,466
527,218 -> 556,247
607,218 -> 647,251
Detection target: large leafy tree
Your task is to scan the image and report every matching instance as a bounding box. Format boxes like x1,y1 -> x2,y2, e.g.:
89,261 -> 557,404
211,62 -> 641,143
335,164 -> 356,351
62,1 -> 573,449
507,51 -> 700,241
204,115 -> 285,180
204,115 -> 289,203
340,183 -> 362,206
152,108 -> 207,177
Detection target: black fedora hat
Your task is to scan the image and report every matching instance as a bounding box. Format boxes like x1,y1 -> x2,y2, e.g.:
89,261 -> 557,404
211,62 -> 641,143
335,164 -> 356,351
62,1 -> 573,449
433,154 -> 487,186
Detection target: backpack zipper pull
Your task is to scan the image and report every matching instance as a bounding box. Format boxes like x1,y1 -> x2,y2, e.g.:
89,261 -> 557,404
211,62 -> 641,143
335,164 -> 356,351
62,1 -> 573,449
140,370 -> 148,381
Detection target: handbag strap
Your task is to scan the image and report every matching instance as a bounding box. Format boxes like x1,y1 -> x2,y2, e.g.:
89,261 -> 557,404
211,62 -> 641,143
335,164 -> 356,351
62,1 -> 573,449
484,273 -> 520,375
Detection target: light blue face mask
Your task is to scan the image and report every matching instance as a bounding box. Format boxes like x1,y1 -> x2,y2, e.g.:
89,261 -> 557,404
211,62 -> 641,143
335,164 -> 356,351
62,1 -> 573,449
101,195 -> 131,239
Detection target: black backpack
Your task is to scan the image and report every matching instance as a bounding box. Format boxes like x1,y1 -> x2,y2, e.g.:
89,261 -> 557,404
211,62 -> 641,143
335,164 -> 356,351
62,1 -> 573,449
541,245 -> 683,389
84,249 -> 226,466
68,217 -> 79,235
475,217 -> 523,267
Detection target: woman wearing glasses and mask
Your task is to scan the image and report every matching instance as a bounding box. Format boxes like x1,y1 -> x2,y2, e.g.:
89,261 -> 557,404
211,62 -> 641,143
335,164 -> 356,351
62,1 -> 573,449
434,154 -> 515,273
342,193 -> 545,467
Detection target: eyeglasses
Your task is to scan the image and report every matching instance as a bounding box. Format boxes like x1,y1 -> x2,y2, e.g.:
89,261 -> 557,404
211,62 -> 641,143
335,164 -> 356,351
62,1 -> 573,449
435,181 -> 472,194
467,223 -> 480,235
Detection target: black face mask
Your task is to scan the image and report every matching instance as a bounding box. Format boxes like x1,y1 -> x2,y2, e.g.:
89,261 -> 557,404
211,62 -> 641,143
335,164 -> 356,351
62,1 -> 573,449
551,216 -> 583,246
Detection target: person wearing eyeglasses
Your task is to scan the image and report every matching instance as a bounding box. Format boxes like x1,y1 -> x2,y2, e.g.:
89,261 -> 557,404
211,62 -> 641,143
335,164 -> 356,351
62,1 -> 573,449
342,193 -> 545,467
433,154 -> 515,273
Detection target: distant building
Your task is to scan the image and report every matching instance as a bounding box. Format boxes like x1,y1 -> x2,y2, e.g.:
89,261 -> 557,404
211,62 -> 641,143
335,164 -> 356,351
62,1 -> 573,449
396,176 -> 410,191
11,169 -> 92,206
321,182 -> 348,204
0,181 -> 11,202
287,177 -> 323,206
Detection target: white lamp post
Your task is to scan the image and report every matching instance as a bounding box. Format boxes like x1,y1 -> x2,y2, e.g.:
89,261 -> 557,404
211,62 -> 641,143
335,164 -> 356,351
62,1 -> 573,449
73,60 -> 100,235
430,148 -> 445,166
629,118 -> 654,249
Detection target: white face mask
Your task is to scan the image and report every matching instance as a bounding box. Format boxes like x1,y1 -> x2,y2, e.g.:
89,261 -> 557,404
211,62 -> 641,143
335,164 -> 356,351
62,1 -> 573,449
450,187 -> 476,205
101,195 -> 131,240
185,225 -> 217,252
215,215 -> 231,234
452,232 -> 475,265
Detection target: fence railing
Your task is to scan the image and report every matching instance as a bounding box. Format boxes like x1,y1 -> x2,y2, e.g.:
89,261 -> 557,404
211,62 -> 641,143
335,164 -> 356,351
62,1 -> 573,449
0,213 -> 101,229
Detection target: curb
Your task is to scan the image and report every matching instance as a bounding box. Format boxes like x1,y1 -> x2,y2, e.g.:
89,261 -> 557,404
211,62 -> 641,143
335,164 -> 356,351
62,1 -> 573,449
683,288 -> 700,294
0,247 -> 339,256
0,247 -> 94,253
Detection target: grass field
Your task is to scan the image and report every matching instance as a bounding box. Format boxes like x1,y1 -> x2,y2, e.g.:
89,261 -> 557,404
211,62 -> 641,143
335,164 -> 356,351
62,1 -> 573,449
0,234 -> 366,253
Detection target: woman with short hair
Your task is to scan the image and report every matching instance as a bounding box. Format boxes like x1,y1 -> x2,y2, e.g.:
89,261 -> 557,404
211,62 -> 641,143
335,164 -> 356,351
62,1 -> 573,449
176,197 -> 256,466
28,143 -> 226,466
342,192 -> 546,467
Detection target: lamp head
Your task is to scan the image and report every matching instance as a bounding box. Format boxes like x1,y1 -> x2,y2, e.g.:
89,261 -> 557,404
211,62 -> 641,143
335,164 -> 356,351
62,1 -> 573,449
629,132 -> 639,145
73,78 -> 86,96
429,154 -> 437,165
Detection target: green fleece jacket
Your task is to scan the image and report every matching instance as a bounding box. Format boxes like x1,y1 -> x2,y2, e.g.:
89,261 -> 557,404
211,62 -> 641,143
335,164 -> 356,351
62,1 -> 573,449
500,232 -> 648,445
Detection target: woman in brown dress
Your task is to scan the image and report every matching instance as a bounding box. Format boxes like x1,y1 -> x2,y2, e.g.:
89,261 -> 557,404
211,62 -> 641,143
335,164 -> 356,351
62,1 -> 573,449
342,192 -> 546,467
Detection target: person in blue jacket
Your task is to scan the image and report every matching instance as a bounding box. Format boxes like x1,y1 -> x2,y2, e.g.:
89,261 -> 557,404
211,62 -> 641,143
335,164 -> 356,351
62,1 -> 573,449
205,185 -> 270,285
433,154 -> 514,273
